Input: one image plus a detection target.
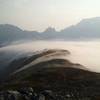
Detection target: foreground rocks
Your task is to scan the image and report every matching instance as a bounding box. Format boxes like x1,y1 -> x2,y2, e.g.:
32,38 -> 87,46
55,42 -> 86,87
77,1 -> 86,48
0,87 -> 100,100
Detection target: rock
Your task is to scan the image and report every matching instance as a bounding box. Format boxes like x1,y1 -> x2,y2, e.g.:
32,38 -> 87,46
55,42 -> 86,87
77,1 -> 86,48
38,94 -> 45,100
0,90 -> 21,100
0,87 -> 98,100
40,90 -> 56,100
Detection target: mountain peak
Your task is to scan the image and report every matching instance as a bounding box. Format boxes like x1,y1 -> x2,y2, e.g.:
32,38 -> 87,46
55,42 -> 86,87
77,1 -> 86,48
44,27 -> 56,33
77,17 -> 100,26
0,24 -> 22,31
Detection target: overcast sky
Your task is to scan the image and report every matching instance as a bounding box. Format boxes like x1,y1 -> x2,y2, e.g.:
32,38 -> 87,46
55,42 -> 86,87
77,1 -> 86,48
0,0 -> 100,31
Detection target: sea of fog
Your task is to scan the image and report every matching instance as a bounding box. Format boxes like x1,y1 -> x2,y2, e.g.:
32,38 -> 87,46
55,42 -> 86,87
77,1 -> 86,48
0,40 -> 100,72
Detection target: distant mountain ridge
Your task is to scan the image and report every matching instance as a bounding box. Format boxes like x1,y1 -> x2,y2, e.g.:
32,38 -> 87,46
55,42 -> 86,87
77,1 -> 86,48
0,17 -> 100,45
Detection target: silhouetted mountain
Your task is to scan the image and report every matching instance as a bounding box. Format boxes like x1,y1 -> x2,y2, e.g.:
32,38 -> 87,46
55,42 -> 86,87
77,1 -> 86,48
0,24 -> 39,46
44,27 -> 56,33
61,17 -> 100,39
0,17 -> 100,46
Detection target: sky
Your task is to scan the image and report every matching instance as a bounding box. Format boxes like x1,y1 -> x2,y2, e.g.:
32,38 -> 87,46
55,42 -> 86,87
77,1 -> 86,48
0,0 -> 100,32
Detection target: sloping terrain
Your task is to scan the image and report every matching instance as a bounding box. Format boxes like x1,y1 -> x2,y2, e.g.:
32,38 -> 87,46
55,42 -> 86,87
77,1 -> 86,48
2,49 -> 70,78
0,49 -> 100,98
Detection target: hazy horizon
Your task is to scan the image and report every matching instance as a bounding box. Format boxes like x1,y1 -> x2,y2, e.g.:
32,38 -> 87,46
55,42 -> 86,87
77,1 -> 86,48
0,0 -> 100,32
1,40 -> 100,72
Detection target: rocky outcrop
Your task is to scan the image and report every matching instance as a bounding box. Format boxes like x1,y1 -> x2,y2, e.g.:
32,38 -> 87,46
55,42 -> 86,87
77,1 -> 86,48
0,87 -> 100,100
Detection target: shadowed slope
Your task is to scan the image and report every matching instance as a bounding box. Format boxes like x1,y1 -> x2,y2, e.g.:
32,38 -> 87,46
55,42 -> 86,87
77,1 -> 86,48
0,49 -> 100,98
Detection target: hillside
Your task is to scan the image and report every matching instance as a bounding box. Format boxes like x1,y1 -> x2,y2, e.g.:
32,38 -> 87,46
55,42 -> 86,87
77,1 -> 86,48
0,49 -> 100,99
